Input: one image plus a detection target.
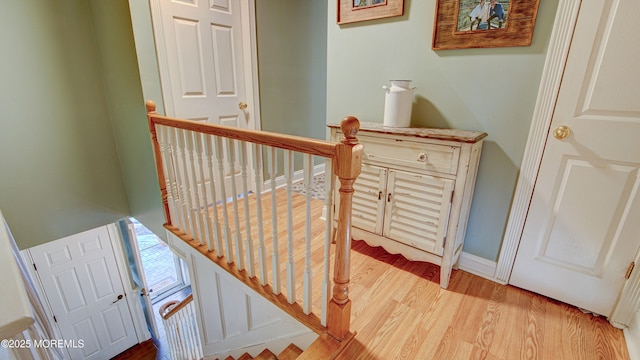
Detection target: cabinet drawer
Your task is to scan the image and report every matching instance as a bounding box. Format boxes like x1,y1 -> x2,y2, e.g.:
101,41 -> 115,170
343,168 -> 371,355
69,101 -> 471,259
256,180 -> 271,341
359,135 -> 460,175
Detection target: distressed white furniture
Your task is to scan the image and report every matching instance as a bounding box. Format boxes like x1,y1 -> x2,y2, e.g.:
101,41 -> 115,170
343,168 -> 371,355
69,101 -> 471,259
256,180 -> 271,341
329,122 -> 487,288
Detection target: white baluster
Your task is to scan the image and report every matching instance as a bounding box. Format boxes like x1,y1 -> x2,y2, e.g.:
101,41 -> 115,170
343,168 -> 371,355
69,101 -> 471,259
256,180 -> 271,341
303,154 -> 313,314
187,131 -> 206,245
183,307 -> 198,360
194,133 -> 214,250
171,128 -> 192,236
254,144 -> 268,285
321,158 -> 334,326
179,129 -> 199,240
165,316 -> 179,359
175,312 -> 185,358
269,147 -> 281,294
189,302 -> 203,359
227,138 -> 245,270
215,136 -> 234,263
284,150 -> 295,304
240,141 -> 255,277
165,127 -> 185,232
158,126 -> 177,227
205,136 -> 223,255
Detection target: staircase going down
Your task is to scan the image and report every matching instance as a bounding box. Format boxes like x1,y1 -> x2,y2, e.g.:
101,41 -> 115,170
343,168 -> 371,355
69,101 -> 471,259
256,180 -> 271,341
220,343 -> 303,360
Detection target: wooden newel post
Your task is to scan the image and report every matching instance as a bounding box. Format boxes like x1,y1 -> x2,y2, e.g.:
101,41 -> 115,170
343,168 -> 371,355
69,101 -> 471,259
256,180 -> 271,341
327,116 -> 362,341
146,100 -> 172,226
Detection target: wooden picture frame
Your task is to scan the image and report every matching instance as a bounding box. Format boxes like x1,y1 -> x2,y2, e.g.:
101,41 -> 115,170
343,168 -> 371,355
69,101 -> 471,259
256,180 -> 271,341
337,0 -> 404,25
432,0 -> 540,50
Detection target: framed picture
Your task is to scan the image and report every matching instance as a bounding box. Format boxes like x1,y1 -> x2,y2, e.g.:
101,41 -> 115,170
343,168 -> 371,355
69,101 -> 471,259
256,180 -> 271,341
432,0 -> 540,50
337,0 -> 404,25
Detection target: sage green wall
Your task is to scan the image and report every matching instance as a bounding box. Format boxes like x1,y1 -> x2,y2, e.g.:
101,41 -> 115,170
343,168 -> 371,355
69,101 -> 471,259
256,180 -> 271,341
88,0 -> 166,239
127,0 -> 166,117
256,1 -> 327,139
0,0 -> 130,249
326,1 -> 559,261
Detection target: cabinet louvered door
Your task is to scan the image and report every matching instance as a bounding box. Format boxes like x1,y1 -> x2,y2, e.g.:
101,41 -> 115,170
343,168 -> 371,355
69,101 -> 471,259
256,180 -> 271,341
351,164 -> 387,234
383,170 -> 454,256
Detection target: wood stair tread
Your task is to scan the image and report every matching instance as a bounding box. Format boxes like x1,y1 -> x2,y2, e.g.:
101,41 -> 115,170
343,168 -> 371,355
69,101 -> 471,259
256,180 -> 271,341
237,353 -> 254,360
254,348 -> 278,360
277,343 -> 303,360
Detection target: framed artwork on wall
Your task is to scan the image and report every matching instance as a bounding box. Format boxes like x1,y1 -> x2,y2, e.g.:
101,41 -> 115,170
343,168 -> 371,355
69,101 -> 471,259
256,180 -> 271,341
432,0 -> 540,50
337,0 -> 404,24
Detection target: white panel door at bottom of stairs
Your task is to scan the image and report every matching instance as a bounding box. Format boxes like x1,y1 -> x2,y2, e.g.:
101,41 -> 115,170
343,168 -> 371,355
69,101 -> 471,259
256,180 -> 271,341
29,226 -> 138,359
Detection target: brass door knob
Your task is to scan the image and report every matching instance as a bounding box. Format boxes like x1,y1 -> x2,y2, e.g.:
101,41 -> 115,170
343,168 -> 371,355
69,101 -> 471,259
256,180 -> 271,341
553,125 -> 571,140
238,102 -> 248,110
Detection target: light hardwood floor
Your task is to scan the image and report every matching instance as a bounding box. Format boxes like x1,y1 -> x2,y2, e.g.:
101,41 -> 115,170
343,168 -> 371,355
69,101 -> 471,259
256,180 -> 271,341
338,240 -> 630,360
178,189 -> 630,360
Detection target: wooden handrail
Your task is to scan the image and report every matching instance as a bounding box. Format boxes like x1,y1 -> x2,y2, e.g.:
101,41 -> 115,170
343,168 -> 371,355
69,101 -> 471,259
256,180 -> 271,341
160,294 -> 194,320
146,101 -> 336,158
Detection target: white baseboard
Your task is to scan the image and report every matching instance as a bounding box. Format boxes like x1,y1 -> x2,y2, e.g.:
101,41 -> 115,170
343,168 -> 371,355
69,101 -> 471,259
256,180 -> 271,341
262,163 -> 325,192
458,252 -> 504,284
625,311 -> 640,360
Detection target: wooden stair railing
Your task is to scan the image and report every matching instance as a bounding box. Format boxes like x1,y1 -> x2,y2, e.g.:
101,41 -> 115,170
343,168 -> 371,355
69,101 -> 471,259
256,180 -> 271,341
160,294 -> 203,360
146,100 -> 362,342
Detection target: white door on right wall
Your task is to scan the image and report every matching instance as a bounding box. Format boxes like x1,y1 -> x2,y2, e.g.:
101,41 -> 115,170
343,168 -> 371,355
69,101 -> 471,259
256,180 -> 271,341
510,0 -> 640,317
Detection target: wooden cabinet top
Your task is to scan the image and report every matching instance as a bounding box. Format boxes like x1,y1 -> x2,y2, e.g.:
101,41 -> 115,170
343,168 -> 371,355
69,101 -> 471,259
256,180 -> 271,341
328,122 -> 488,143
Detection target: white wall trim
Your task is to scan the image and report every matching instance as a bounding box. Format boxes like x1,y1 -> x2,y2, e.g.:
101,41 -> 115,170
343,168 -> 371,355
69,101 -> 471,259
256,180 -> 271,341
262,163 -> 325,192
458,252 -> 502,284
494,0 -> 582,283
624,312 -> 640,360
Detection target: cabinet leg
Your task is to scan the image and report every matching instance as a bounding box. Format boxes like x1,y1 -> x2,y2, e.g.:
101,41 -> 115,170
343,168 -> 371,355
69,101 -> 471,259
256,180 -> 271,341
440,265 -> 452,289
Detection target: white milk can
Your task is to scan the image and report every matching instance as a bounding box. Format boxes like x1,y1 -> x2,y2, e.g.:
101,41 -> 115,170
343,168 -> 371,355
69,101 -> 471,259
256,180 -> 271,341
383,80 -> 416,127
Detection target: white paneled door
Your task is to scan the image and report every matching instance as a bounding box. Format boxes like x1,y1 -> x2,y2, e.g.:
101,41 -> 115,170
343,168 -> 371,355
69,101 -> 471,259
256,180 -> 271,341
29,227 -> 137,359
152,0 -> 256,199
510,0 -> 640,317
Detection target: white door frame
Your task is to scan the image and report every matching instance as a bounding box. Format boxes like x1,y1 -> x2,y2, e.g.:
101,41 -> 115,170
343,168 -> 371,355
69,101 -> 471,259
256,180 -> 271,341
149,0 -> 261,131
22,223 -> 150,356
496,0 -> 640,327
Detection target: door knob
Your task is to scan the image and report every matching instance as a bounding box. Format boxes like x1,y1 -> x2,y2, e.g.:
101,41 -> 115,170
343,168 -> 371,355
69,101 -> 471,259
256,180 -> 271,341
112,294 -> 124,304
553,125 -> 571,140
238,102 -> 248,110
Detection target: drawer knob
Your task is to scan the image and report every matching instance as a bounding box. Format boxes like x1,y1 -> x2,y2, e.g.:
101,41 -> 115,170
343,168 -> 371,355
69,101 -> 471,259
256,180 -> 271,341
417,153 -> 427,162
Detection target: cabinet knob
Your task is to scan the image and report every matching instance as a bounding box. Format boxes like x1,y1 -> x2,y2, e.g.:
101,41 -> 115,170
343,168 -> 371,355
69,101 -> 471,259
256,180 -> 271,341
417,153 -> 427,162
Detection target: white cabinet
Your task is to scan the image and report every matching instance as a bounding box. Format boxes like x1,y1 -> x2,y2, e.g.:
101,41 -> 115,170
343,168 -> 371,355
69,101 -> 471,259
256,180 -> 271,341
329,122 -> 487,288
